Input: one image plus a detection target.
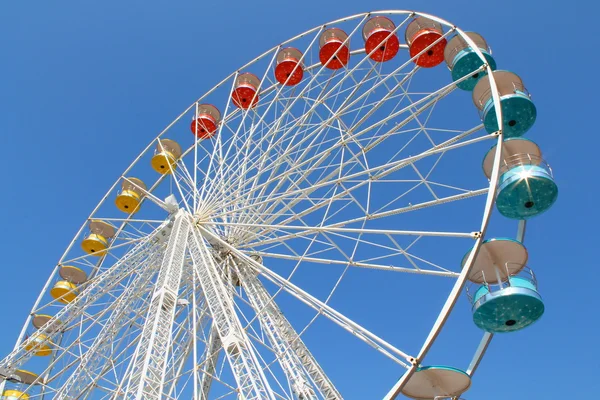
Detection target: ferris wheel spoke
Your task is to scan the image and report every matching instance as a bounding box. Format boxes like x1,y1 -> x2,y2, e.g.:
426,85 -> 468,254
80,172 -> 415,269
208,80 -> 280,213
227,104 -> 324,214
242,137 -> 353,225
218,98 -> 477,227
243,136 -> 344,222
210,20 -> 383,200
215,221 -> 474,242
245,146 -> 351,230
173,164 -> 201,201
251,186 -> 487,246
205,71 -> 336,208
215,129 -> 493,231
218,49 -> 281,167
255,250 -> 459,278
198,71 -> 243,213
198,225 -> 414,368
220,68 -> 375,202
353,85 -> 456,153
230,256 -> 338,399
220,87 -> 297,202
226,83 -> 366,210
371,187 -> 489,220
258,225 -> 457,275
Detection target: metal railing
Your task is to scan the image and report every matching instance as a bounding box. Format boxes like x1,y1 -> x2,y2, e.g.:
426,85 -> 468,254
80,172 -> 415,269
446,44 -> 490,69
497,153 -> 554,178
475,80 -> 530,111
466,263 -> 538,304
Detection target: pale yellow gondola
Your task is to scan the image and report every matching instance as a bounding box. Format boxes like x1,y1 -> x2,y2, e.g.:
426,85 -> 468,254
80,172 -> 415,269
2,390 -> 30,400
50,265 -> 88,304
24,333 -> 52,357
115,177 -> 146,214
81,220 -> 115,256
50,281 -> 78,304
151,139 -> 182,174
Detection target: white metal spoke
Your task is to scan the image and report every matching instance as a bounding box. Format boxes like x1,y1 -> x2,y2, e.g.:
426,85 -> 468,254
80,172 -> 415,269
198,326 -> 222,400
233,256 -> 342,400
198,225 -> 413,368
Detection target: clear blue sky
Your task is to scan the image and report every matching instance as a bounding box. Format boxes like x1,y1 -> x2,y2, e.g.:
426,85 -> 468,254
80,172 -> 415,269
1,1 -> 597,398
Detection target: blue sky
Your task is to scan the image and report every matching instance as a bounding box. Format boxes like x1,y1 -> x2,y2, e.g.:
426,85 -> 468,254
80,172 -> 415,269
1,0 -> 597,398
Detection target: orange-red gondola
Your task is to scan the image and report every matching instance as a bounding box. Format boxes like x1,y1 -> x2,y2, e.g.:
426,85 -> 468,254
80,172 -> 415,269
190,104 -> 221,139
319,28 -> 350,70
405,17 -> 447,68
363,16 -> 400,62
274,47 -> 304,86
231,73 -> 260,109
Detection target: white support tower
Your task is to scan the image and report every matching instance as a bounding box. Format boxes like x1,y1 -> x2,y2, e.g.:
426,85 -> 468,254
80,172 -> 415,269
123,211 -> 191,399
188,225 -> 277,400
198,326 -> 222,400
233,256 -> 341,400
163,292 -> 211,398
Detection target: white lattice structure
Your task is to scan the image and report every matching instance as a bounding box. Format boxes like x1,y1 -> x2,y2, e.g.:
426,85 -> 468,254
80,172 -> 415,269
0,9 -> 550,400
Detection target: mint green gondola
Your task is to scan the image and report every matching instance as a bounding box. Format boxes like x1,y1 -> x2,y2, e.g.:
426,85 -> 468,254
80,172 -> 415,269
496,164 -> 558,219
473,70 -> 536,137
472,275 -> 544,333
444,32 -> 496,91
482,138 -> 558,219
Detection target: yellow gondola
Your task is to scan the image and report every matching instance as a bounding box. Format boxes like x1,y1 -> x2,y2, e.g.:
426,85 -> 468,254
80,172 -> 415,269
81,233 -> 109,256
115,177 -> 146,214
3,390 -> 30,400
24,333 -> 52,357
50,281 -> 78,304
151,139 -> 182,174
81,220 -> 115,256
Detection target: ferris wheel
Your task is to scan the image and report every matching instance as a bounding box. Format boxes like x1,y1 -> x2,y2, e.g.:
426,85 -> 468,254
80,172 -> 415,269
0,10 -> 558,400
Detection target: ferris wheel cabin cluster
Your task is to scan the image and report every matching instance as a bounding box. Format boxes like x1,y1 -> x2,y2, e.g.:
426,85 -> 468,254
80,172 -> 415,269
0,12 -> 558,400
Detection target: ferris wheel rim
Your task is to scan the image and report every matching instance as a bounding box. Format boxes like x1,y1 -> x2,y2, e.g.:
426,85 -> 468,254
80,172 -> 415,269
3,10 -> 518,400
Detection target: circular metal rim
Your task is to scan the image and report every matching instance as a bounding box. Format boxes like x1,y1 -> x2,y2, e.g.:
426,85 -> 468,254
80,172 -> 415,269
10,10 -> 509,399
